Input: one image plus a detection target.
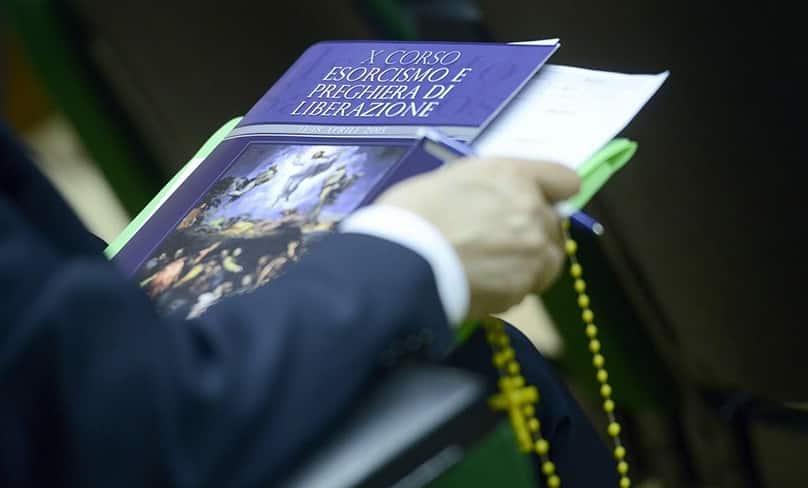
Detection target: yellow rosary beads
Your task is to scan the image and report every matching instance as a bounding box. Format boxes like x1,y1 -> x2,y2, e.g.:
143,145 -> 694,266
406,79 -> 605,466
484,220 -> 631,487
484,317 -> 561,487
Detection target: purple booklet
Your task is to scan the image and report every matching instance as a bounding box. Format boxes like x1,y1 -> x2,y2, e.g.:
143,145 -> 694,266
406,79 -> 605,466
108,40 -> 558,319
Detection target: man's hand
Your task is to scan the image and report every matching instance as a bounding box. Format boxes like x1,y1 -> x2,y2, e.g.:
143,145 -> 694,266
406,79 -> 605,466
376,158 -> 580,320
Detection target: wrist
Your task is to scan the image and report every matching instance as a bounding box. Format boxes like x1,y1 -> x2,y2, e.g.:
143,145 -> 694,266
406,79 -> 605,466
339,204 -> 470,326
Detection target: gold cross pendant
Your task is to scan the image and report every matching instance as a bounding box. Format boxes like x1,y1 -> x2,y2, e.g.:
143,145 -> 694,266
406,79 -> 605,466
489,376 -> 538,452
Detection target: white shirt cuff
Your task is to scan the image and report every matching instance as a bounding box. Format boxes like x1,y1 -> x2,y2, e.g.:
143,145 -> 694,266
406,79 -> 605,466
338,204 -> 470,327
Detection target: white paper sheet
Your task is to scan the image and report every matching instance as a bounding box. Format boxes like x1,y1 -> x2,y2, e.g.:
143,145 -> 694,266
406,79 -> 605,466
473,65 -> 669,169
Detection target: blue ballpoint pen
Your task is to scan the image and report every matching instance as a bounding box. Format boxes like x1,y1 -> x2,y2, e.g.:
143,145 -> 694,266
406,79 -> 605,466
555,202 -> 605,236
418,128 -> 605,236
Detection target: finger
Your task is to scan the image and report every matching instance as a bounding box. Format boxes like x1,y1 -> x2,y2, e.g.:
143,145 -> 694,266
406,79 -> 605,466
492,158 -> 581,203
536,199 -> 563,249
529,199 -> 565,293
525,186 -> 563,246
533,244 -> 565,293
515,187 -> 561,292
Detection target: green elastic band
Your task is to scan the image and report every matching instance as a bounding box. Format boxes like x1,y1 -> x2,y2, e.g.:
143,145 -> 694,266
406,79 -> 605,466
104,117 -> 242,259
569,138 -> 637,209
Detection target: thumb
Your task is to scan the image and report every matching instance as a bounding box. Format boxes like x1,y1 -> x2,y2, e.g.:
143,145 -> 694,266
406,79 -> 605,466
501,159 -> 581,202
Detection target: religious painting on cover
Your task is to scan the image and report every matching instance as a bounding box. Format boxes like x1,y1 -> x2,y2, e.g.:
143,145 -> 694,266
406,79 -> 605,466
134,143 -> 406,319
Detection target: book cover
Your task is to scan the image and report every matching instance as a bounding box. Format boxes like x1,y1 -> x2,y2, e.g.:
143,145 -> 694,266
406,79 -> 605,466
108,40 -> 559,320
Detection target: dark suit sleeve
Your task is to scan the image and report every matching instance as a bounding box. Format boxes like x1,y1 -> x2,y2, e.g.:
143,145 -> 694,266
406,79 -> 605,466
0,195 -> 455,487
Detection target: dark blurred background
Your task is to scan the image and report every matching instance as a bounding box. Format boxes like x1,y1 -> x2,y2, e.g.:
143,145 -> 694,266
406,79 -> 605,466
3,1 -> 807,486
